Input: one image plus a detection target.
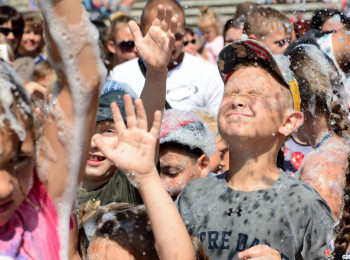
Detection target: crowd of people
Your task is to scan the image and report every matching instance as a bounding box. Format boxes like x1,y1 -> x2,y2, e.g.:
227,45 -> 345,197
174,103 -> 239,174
1,0 -> 350,259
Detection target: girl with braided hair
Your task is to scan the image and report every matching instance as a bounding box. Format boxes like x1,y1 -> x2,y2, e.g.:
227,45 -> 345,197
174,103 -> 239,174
287,43 -> 350,223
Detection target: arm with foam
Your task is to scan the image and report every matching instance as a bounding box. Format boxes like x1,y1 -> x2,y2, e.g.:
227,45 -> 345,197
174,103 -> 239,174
36,0 -> 106,258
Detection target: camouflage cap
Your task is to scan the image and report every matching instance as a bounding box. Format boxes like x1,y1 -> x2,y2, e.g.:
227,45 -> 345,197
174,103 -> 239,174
217,39 -> 301,111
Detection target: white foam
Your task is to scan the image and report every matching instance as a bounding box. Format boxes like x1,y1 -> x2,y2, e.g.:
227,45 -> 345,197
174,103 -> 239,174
37,0 -> 107,258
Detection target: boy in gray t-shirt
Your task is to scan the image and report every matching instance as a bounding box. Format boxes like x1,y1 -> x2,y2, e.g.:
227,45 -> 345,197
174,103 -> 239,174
177,40 -> 334,260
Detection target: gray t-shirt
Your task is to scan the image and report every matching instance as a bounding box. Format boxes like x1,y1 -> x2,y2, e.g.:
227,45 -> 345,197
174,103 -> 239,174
177,171 -> 334,260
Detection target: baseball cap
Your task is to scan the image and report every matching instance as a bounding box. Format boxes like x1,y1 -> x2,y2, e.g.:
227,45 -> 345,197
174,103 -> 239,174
217,39 -> 301,111
159,109 -> 216,157
97,80 -> 137,122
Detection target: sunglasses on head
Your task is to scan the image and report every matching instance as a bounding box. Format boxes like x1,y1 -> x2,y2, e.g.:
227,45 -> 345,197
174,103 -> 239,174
0,27 -> 23,38
114,40 -> 135,52
183,39 -> 196,46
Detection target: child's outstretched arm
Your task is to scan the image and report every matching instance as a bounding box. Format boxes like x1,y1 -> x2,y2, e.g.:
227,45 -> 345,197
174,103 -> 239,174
93,95 -> 195,260
36,0 -> 105,257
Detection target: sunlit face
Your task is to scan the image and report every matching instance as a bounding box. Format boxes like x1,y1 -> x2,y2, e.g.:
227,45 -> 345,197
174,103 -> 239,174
224,27 -> 243,45
200,24 -> 218,43
84,121 -> 118,186
321,17 -> 344,32
114,24 -> 138,65
159,146 -> 201,200
258,24 -> 290,54
183,31 -> 198,56
0,123 -> 35,226
218,66 -> 290,143
209,138 -> 229,174
20,25 -> 42,54
143,9 -> 185,66
0,21 -> 22,50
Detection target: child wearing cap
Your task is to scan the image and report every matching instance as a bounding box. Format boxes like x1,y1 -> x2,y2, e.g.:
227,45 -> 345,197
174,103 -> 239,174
158,109 -> 215,200
177,39 -> 334,260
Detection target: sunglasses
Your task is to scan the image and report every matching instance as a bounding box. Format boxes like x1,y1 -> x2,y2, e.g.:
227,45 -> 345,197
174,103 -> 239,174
114,40 -> 135,52
183,39 -> 196,46
0,27 -> 23,38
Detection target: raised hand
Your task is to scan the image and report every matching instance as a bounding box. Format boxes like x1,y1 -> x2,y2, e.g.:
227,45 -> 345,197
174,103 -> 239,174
128,5 -> 177,71
93,95 -> 161,186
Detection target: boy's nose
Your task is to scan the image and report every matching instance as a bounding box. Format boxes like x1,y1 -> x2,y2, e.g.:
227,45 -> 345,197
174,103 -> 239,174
0,171 -> 14,200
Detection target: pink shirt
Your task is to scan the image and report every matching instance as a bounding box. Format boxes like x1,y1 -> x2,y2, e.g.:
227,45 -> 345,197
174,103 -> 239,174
202,36 -> 224,64
0,172 -> 60,260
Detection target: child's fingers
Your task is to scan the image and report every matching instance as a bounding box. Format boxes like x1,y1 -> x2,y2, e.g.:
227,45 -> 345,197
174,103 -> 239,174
169,16 -> 178,35
124,94 -> 137,128
150,110 -> 162,139
135,98 -> 148,130
111,102 -> 127,134
128,20 -> 142,45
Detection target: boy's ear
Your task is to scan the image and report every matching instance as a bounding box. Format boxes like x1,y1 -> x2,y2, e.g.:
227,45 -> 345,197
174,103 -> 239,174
107,40 -> 117,54
197,154 -> 210,178
278,111 -> 304,136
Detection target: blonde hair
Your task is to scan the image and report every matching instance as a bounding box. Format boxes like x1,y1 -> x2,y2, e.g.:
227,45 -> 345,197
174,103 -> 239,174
198,5 -> 221,34
244,7 -> 292,39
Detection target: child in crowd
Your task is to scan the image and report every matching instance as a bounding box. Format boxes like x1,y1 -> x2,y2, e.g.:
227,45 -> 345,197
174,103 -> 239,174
0,0 -> 106,258
287,44 -> 350,221
177,39 -> 334,259
244,7 -> 293,54
223,18 -> 244,46
197,5 -> 224,64
77,84 -> 142,207
16,13 -> 45,63
92,94 -> 196,259
158,109 -> 215,200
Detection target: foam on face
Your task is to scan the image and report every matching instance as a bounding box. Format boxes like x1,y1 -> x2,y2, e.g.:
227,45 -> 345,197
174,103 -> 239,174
37,0 -> 107,258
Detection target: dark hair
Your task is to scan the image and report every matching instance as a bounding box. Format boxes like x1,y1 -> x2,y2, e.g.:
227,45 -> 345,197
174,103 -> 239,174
311,8 -> 349,31
234,1 -> 258,21
0,5 -> 24,30
223,18 -> 244,43
191,235 -> 209,260
160,142 -> 205,161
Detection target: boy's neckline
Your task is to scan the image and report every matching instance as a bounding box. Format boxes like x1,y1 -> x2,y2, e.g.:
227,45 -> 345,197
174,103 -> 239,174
224,169 -> 282,192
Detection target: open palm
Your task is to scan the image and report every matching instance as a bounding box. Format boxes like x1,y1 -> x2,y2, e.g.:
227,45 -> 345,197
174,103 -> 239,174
93,95 -> 160,183
129,5 -> 177,71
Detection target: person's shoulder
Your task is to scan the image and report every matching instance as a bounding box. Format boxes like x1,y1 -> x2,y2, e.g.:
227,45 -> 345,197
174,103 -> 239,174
277,171 -> 331,206
180,172 -> 226,198
183,52 -> 217,69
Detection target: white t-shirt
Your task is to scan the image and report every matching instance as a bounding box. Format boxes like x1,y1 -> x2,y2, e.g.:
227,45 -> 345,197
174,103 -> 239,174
108,53 -> 224,113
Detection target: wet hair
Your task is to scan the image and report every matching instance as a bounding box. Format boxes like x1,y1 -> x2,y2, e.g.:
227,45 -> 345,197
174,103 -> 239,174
244,7 -> 292,39
198,6 -> 221,33
288,44 -> 350,253
160,142 -> 205,162
0,59 -> 33,141
191,235 -> 209,260
0,5 -> 24,30
310,8 -> 349,31
234,1 -> 258,21
140,0 -> 184,35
